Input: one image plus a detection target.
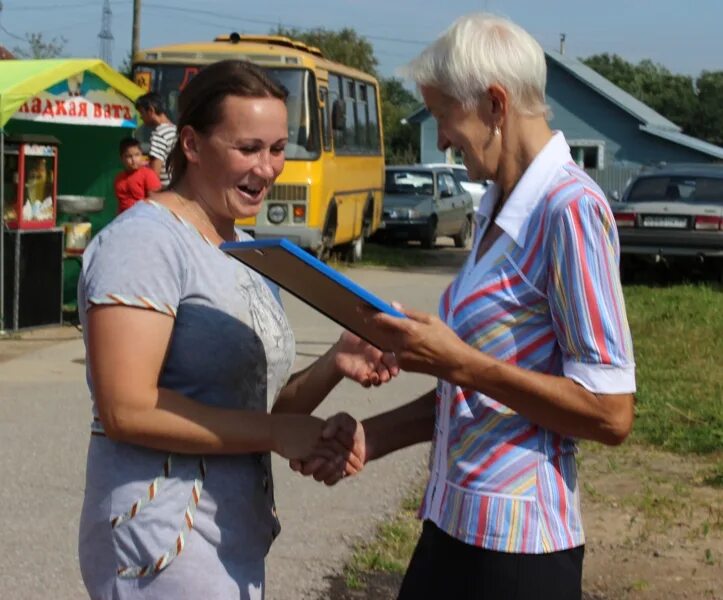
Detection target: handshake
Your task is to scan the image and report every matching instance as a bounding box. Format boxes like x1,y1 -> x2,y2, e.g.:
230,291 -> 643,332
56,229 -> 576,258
273,412 -> 368,487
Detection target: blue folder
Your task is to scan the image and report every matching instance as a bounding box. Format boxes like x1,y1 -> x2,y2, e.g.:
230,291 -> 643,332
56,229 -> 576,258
220,238 -> 404,350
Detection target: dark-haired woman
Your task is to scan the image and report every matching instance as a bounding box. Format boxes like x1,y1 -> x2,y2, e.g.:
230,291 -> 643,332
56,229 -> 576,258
77,60 -> 393,599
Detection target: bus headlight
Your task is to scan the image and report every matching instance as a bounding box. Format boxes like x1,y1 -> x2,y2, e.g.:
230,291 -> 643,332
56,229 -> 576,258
267,204 -> 287,224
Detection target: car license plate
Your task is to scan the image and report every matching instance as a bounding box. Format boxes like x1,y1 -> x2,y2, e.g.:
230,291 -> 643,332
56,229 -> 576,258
642,216 -> 687,228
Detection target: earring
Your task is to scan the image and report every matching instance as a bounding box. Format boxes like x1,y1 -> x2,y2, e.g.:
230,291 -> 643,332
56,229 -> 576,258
494,125 -> 500,136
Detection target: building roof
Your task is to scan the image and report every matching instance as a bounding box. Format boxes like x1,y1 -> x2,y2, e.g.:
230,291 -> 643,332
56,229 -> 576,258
545,50 -> 680,132
0,46 -> 15,60
639,125 -> 723,160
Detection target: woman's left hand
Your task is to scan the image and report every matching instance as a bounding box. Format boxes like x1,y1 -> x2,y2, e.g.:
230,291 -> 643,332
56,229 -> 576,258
332,331 -> 399,387
370,303 -> 468,379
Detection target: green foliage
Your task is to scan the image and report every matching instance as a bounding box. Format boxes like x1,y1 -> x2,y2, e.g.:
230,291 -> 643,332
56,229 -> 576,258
13,32 -> 67,59
693,71 -> 723,146
118,52 -> 133,79
380,77 -> 420,164
269,26 -> 419,163
582,53 -> 723,145
272,26 -> 378,75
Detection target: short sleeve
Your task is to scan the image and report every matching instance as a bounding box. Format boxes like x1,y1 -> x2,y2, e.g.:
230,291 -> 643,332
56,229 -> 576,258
144,168 -> 162,193
149,129 -> 170,162
547,194 -> 635,394
81,213 -> 184,317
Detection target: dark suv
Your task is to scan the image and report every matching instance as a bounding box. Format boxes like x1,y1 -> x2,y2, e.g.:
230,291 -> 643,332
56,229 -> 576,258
611,164 -> 723,278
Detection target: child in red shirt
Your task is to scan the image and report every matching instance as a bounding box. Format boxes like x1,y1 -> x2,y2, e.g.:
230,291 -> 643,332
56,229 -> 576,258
114,137 -> 162,213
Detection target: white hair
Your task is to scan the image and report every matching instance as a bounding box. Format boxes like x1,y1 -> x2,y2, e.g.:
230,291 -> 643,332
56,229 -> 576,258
401,13 -> 549,118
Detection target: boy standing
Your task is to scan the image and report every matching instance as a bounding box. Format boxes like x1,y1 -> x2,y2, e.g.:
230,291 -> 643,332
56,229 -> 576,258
114,138 -> 162,213
135,92 -> 177,188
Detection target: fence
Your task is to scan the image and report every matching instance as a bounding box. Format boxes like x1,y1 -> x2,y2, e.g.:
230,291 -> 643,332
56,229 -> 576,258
585,165 -> 642,199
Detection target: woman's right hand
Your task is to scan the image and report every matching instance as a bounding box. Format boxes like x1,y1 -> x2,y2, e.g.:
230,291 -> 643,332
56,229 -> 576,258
271,414 -> 327,460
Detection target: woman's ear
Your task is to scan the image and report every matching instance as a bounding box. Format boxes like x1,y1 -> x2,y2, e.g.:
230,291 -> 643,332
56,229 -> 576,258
180,126 -> 200,164
487,84 -> 509,123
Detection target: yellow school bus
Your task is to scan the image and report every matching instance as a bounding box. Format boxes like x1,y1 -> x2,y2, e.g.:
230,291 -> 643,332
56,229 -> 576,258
133,33 -> 384,260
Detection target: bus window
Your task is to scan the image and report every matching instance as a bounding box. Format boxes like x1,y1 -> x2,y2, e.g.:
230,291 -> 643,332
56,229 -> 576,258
343,77 -> 357,151
319,87 -> 331,152
367,84 -> 380,152
329,74 -> 343,150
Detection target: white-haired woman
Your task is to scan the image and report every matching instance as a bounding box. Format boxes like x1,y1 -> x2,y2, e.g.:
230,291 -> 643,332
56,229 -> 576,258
297,13 -> 635,600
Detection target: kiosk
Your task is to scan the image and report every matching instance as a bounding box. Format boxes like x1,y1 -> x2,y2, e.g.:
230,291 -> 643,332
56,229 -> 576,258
0,59 -> 145,331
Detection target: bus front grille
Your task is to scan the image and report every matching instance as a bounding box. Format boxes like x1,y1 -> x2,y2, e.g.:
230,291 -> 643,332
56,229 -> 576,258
267,184 -> 308,202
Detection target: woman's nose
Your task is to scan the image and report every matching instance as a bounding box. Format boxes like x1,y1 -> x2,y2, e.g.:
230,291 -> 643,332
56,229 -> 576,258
253,150 -> 276,178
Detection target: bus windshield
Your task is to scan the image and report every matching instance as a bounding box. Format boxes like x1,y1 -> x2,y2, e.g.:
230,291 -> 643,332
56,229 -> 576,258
134,65 -> 320,160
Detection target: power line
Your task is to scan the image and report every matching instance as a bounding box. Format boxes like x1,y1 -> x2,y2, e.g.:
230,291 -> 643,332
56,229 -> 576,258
142,3 -> 430,46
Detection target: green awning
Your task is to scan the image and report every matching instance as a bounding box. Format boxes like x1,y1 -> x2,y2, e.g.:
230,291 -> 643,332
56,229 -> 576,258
0,58 -> 146,127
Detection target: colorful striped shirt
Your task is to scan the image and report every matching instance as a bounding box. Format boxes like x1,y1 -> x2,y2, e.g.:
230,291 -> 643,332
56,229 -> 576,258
420,132 -> 635,553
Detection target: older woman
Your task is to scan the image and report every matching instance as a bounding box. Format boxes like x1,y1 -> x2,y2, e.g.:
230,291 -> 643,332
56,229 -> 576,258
299,13 -> 635,600
77,60 -> 391,600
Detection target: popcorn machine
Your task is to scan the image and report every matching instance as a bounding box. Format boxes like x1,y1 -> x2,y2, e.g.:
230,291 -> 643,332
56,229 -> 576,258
2,135 -> 59,230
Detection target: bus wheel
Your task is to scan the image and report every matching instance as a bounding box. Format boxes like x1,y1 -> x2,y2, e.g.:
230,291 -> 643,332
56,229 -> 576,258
343,234 -> 364,263
315,205 -> 337,262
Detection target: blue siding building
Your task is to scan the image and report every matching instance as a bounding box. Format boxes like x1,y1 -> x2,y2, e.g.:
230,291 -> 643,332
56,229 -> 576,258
407,50 -> 723,195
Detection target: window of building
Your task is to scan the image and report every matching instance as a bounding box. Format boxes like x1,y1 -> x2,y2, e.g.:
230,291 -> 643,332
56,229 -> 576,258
569,140 -> 605,169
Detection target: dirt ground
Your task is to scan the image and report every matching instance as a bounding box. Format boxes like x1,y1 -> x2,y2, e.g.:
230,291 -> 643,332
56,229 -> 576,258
2,323 -> 720,600
325,443 -> 722,600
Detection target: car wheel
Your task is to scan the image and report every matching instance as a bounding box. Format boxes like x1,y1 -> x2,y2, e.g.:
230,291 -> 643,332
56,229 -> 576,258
453,216 -> 472,248
420,218 -> 437,249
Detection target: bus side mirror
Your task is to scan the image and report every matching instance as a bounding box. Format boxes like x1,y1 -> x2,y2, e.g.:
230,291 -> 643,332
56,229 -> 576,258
331,99 -> 346,131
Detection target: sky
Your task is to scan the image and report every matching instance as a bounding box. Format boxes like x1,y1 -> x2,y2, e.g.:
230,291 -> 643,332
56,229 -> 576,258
1,0 -> 722,81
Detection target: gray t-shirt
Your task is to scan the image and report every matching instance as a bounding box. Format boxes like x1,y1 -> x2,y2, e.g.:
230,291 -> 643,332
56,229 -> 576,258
77,200 -> 295,598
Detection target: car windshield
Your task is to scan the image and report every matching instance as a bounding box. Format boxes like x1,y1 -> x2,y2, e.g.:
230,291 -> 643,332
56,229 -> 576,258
628,175 -> 723,203
385,170 -> 434,195
452,168 -> 469,182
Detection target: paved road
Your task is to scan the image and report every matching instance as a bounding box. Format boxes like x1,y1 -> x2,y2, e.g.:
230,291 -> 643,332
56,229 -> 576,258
0,260 -> 461,599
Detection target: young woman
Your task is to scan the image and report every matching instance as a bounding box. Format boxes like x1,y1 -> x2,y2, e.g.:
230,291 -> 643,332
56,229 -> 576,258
78,60 -> 394,599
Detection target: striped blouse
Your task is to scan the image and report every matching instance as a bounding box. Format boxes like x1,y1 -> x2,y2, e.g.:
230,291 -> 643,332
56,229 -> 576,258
420,132 -> 635,553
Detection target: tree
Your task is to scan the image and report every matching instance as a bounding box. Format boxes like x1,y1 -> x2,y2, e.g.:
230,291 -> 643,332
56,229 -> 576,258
272,26 -> 378,75
380,77 -> 420,164
694,71 -> 723,146
582,53 -> 713,143
270,26 -> 419,162
13,32 -> 67,59
118,52 -> 133,79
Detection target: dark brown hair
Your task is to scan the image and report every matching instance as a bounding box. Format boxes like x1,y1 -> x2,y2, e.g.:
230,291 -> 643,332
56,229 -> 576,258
118,137 -> 141,155
168,60 -> 288,186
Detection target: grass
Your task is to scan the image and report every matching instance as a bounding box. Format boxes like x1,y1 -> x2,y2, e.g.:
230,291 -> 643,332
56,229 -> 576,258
624,284 -> 723,454
331,241 -> 434,269
343,487 -> 424,588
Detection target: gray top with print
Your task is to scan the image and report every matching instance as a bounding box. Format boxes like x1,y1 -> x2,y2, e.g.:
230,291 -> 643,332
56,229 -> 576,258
77,201 -> 295,597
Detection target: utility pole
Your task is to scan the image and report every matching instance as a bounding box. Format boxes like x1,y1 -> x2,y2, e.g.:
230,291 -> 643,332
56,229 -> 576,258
132,0 -> 141,60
